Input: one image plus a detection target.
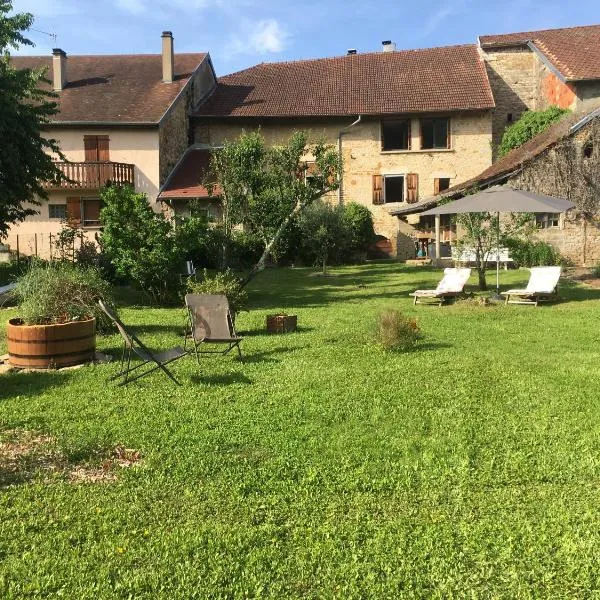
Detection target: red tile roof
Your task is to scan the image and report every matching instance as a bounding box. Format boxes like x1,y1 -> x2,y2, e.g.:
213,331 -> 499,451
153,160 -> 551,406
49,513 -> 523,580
194,45 -> 495,118
159,147 -> 219,199
11,53 -> 207,124
479,24 -> 600,81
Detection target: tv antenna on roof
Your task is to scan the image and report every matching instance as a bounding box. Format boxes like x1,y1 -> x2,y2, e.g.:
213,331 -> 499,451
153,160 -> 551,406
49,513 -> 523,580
30,28 -> 57,44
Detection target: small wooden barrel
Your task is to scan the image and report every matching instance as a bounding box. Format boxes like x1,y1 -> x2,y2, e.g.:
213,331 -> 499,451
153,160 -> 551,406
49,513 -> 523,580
266,314 -> 297,334
7,318 -> 96,369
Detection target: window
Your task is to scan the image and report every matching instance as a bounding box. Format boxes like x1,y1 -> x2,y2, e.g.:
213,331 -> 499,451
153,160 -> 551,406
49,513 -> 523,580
49,204 -> 66,219
584,143 -> 594,159
384,175 -> 404,203
304,162 -> 317,185
434,177 -> 451,194
536,213 -> 560,229
421,118 -> 450,149
507,113 -> 514,124
66,197 -> 102,227
84,135 -> 110,162
381,119 -> 411,151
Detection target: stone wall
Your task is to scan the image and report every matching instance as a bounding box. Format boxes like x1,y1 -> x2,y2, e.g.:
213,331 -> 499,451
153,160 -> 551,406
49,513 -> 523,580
195,112 -> 493,258
159,59 -> 216,186
508,119 -> 600,265
480,47 -> 537,153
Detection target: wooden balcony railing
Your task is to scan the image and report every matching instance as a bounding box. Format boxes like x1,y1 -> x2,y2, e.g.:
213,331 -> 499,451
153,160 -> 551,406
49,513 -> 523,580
44,161 -> 135,190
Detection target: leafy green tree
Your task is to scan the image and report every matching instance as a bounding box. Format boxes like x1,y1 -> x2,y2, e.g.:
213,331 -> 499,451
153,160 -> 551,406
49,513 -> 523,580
0,1 -> 65,237
207,130 -> 339,285
343,202 -> 376,255
498,106 -> 569,157
297,201 -> 349,274
99,185 -> 182,303
454,209 -> 533,290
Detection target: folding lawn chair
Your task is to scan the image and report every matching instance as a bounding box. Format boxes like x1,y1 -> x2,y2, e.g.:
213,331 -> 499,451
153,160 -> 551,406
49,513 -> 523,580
410,268 -> 472,306
501,266 -> 562,306
98,300 -> 188,386
184,294 -> 243,364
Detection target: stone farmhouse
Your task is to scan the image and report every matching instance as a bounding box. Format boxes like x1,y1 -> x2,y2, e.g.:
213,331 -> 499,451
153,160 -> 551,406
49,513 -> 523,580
397,108 -> 600,266
7,32 -> 216,257
7,24 -> 600,263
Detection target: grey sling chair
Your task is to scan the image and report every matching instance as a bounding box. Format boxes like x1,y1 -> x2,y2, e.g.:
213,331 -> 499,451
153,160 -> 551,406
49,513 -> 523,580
184,294 -> 243,364
98,300 -> 188,386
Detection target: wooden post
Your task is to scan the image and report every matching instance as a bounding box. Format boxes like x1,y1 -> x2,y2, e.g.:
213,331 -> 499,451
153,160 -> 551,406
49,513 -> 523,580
34,233 -> 38,257
49,233 -> 53,261
16,235 -> 19,264
435,214 -> 441,261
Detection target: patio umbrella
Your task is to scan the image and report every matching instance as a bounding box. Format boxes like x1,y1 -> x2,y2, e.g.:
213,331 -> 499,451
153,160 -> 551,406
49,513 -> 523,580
420,185 -> 576,294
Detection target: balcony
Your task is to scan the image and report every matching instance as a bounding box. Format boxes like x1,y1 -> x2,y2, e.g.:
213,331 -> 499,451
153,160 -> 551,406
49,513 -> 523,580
44,161 -> 135,190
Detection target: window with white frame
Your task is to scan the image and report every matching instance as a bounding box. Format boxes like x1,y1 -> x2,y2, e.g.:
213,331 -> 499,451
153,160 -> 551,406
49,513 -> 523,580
535,213 -> 560,229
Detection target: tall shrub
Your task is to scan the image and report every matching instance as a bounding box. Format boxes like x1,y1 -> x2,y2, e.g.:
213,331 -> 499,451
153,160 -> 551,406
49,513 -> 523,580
99,185 -> 182,303
343,202 -> 376,255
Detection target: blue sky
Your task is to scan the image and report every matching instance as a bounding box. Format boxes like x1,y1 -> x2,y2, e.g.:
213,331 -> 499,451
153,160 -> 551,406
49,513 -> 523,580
12,0 -> 600,75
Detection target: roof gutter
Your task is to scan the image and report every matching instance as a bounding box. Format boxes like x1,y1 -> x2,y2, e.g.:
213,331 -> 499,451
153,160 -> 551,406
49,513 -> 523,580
337,115 -> 361,205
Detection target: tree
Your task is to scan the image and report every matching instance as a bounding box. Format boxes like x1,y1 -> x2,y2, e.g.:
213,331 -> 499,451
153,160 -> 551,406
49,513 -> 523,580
343,202 -> 376,255
99,185 -> 182,302
207,130 -> 339,286
498,106 -> 569,157
454,207 -> 532,290
297,201 -> 349,274
0,1 -> 65,237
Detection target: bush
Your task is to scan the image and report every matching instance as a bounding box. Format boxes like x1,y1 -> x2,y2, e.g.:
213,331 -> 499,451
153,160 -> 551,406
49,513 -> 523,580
228,231 -> 264,270
187,268 -> 248,315
297,201 -> 349,273
375,308 -> 420,352
175,216 -> 224,270
12,261 -> 113,326
498,107 -> 569,157
343,202 -> 376,255
504,237 -> 563,267
99,185 -> 183,303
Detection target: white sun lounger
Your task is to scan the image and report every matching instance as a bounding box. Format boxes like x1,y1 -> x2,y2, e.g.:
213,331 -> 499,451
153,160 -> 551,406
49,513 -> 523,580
410,268 -> 471,306
501,266 -> 561,306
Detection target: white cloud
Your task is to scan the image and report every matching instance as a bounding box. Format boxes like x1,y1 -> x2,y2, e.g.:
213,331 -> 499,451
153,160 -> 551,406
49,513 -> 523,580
226,19 -> 289,57
250,19 -> 287,53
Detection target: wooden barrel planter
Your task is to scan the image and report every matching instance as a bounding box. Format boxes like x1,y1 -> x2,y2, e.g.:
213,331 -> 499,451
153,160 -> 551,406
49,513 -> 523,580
266,314 -> 297,334
7,318 -> 96,369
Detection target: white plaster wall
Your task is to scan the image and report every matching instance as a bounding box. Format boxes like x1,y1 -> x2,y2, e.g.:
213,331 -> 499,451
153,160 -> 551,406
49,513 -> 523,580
46,127 -> 161,199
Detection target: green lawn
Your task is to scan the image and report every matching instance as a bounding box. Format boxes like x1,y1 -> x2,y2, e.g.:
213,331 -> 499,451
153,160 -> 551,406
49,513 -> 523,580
2,263 -> 600,598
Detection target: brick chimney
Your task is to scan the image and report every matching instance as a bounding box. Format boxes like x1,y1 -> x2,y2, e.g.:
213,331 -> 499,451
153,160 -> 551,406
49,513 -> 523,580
161,31 -> 174,83
52,48 -> 67,91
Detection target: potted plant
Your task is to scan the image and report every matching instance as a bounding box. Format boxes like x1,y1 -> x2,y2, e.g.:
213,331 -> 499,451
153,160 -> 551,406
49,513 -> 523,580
7,261 -> 111,369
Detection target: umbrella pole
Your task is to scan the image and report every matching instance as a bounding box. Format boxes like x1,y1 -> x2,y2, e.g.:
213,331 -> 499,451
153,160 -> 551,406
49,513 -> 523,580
496,211 -> 500,295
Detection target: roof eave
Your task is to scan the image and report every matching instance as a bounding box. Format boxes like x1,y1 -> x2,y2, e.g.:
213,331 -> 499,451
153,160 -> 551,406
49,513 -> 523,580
45,120 -> 159,127
193,106 -> 495,119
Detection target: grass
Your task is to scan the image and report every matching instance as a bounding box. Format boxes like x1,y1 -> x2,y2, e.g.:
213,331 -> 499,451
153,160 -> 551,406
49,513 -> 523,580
2,263 -> 600,597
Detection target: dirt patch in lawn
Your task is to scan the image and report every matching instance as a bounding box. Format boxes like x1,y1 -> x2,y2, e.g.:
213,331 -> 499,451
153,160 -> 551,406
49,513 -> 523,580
564,267 -> 600,288
0,429 -> 141,488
